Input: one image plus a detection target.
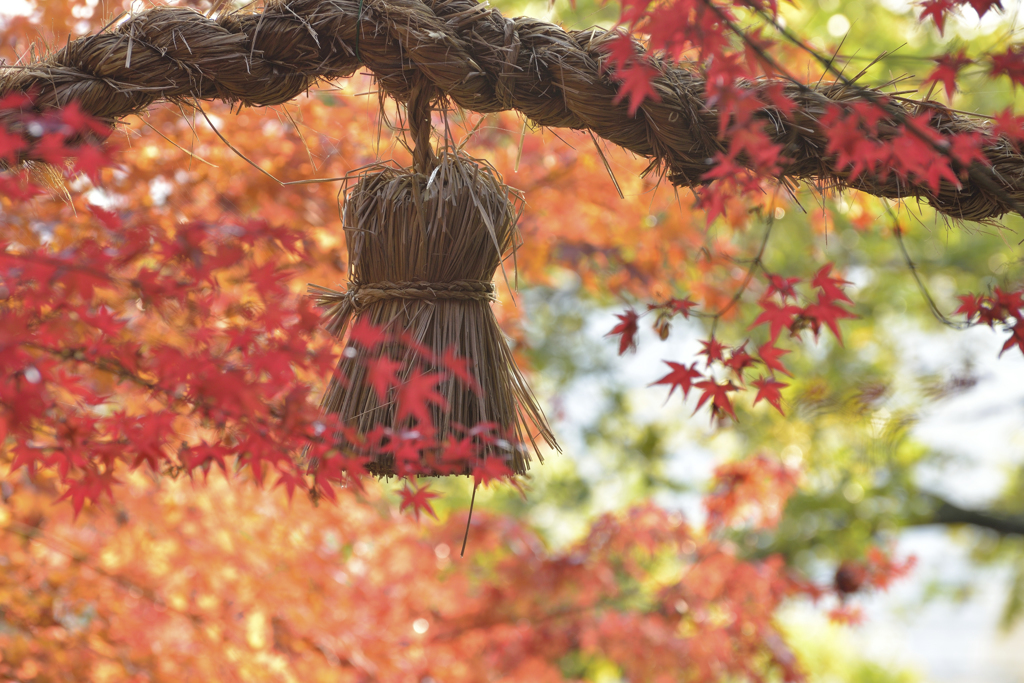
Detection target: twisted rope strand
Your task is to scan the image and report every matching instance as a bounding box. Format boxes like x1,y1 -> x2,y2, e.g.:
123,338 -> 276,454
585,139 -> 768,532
1,0 -> 1020,221
309,279 -> 496,337
329,279 -> 496,310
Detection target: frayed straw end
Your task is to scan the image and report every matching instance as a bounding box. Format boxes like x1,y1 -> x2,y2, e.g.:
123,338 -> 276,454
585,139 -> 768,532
307,283 -> 355,338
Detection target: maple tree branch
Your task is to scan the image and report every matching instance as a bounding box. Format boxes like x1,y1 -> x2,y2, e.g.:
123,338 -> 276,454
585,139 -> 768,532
2,250 -> 121,284
912,494 -> 1024,538
710,208 -> 776,336
22,341 -> 159,391
13,341 -> 324,485
891,221 -> 970,330
428,592 -> 632,644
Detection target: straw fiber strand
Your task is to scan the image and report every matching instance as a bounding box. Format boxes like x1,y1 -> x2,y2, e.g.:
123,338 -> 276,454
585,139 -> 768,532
0,0 -> 1021,222
313,156 -> 555,477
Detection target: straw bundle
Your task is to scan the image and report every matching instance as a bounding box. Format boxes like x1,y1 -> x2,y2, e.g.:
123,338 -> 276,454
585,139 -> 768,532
310,153 -> 556,477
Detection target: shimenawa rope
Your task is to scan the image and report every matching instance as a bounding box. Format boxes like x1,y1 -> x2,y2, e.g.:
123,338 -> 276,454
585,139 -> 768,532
1,0 -> 1021,222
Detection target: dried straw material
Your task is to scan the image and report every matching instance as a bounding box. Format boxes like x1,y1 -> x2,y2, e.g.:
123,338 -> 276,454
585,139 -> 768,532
310,154 -> 555,476
0,0 -> 1021,222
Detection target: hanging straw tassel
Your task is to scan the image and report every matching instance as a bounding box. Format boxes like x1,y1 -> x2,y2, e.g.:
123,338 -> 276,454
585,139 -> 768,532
310,153 -> 557,477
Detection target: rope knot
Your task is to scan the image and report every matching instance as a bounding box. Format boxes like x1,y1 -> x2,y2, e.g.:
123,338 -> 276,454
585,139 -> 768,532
308,279 -> 497,335
348,279 -> 497,310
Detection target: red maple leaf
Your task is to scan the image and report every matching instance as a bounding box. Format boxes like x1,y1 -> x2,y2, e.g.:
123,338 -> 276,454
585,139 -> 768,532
992,287 -> 1024,320
348,318 -> 389,349
823,105 -> 888,180
274,470 -> 308,501
71,143 -> 110,183
398,481 -> 439,521
395,368 -> 447,427
81,307 -> 125,338
180,441 -> 231,475
864,546 -> 918,590
651,361 -> 703,400
760,81 -> 797,119
439,347 -> 480,394
923,50 -> 972,101
697,336 -> 727,365
248,261 -> 292,301
965,0 -> 1002,17
919,0 -> 956,35
975,298 -> 1003,327
60,101 -> 111,138
0,127 -> 27,163
896,137 -> 961,194
612,57 -> 662,116
723,342 -> 759,379
693,380 -> 739,421
387,434 -> 427,476
955,293 -> 984,321
757,342 -> 792,377
88,204 -> 122,230
650,297 -> 699,318
56,481 -> 94,519
992,108 -> 1024,148
0,91 -> 32,110
55,469 -> 119,518
948,133 -> 988,168
472,457 -> 514,487
695,167 -> 745,224
767,274 -> 800,301
752,376 -> 788,415
397,330 -> 436,363
750,299 -> 801,342
607,309 -> 640,355
365,354 -> 403,402
32,132 -> 71,167
1000,320 -> 1024,357
990,47 -> 1024,88
811,263 -> 853,305
802,294 -> 858,345
439,435 -> 479,473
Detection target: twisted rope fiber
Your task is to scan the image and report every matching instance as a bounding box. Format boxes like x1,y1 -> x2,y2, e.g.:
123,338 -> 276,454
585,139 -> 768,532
317,279 -> 496,313
1,0 -> 1021,222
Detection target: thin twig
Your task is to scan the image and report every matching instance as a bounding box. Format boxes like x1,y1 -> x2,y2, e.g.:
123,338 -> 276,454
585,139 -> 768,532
461,480 -> 477,557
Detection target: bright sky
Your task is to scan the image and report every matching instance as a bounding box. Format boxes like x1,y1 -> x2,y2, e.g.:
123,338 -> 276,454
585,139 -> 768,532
0,0 -> 34,17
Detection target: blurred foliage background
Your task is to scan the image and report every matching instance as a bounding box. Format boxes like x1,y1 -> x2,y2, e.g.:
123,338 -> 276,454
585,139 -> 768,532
3,0 -> 1024,679
447,0 -> 1024,678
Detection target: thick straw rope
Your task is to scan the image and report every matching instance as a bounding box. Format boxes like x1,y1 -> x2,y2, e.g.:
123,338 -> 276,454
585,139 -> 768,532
0,0 -> 1020,221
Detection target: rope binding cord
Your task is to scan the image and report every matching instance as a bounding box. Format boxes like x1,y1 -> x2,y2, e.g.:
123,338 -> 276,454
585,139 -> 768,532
312,280 -> 496,317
